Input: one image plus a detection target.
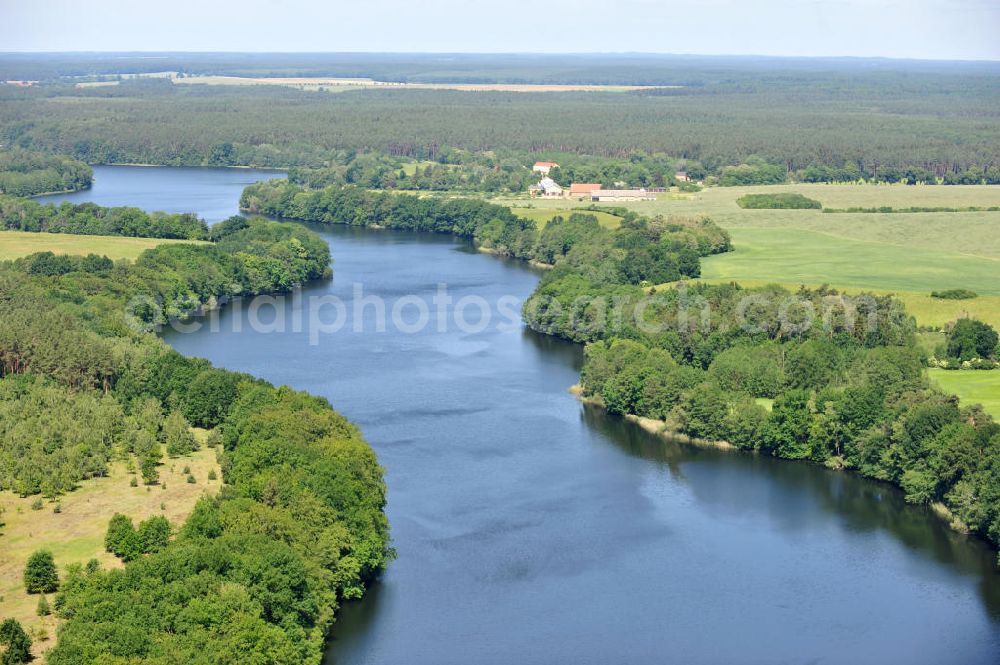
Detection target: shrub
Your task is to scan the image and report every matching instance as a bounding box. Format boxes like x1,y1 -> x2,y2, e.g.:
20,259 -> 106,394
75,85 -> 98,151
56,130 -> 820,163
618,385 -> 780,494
23,549 -> 58,593
36,594 -> 50,617
736,193 -> 821,209
136,515 -> 171,553
0,618 -> 32,664
931,289 -> 978,300
104,513 -> 135,554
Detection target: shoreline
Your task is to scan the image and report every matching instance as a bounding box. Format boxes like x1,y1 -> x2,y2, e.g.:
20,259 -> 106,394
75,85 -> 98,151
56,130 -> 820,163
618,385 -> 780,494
569,384 -> 737,451
24,184 -> 92,198
568,383 -> 980,538
96,162 -> 288,171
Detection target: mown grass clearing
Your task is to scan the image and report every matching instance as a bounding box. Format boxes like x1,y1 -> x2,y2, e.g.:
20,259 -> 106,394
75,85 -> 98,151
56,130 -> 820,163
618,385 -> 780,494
0,444 -> 221,658
510,207 -> 622,229
0,230 -> 203,261
929,368 -> 1000,418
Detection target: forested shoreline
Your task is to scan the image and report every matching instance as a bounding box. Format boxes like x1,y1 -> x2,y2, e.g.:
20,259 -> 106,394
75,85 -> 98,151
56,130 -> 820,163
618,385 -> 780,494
0,150 -> 92,197
0,206 -> 390,663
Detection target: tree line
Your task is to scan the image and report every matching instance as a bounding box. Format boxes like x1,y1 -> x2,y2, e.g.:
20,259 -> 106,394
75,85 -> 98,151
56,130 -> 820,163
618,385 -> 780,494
0,195 -> 209,239
0,209 -> 389,663
240,180 -> 730,276
0,148 -> 92,197
288,150 -> 704,193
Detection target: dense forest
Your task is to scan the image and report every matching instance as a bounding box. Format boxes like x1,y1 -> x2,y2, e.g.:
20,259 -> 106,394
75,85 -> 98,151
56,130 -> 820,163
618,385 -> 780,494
0,149 -> 92,197
0,203 -> 389,663
1,57 -> 998,182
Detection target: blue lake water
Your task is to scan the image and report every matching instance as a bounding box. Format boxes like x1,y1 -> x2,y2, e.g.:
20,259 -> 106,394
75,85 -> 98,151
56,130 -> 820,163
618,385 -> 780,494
83,166 -> 1000,664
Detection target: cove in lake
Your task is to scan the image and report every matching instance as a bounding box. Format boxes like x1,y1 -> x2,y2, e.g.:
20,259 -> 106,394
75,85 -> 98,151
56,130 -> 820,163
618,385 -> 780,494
36,165 -> 285,223
80,166 -> 1000,664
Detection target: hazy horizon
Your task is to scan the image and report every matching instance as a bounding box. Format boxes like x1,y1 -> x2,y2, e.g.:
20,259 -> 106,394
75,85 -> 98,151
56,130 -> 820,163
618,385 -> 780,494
2,0 -> 998,61
1,51 -> 998,64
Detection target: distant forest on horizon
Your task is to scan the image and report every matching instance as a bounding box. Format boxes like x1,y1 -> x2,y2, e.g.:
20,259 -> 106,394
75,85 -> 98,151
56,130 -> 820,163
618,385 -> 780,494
1,53 -> 998,178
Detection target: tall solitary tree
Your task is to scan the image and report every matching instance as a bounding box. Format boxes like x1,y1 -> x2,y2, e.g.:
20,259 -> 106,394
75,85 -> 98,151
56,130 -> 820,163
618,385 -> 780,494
23,549 -> 58,594
947,318 -> 998,361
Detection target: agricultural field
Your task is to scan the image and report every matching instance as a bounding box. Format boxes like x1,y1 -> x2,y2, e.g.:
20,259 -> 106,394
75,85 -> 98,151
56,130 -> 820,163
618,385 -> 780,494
510,184 -> 1000,328
0,444 -> 220,658
929,368 -> 1000,418
0,230 -> 204,261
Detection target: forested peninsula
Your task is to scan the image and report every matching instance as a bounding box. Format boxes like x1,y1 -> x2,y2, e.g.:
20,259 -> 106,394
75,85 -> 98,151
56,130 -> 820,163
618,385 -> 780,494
0,208 -> 390,663
0,195 -> 209,239
242,179 -> 1000,560
0,150 -> 92,197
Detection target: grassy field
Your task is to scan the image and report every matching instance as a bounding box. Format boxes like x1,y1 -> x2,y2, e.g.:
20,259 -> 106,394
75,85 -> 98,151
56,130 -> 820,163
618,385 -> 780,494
698,226 -> 1000,299
929,368 -> 1000,418
694,277 -> 1000,330
507,183 -> 1000,257
503,184 -> 1000,328
0,442 -> 220,658
0,230 -> 203,261
510,206 -> 622,229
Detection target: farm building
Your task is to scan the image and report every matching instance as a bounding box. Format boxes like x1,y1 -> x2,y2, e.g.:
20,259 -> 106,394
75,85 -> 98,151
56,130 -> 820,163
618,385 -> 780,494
675,171 -> 690,182
530,177 -> 564,198
590,189 -> 656,202
569,183 -> 602,199
533,161 -> 559,175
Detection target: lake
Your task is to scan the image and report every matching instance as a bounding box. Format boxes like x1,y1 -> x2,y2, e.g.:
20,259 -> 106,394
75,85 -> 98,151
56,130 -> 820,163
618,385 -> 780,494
37,165 -> 286,223
82,166 -> 1000,664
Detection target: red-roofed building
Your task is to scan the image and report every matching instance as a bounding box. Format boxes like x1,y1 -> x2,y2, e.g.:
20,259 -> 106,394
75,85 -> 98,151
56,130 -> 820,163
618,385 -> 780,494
569,183 -> 602,199
532,161 -> 559,175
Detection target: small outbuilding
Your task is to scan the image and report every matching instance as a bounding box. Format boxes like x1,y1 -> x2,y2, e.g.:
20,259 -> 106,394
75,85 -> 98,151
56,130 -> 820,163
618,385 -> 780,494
591,189 -> 656,202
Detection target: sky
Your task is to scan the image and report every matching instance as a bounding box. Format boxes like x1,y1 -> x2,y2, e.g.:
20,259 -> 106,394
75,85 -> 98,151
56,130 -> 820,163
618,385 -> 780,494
1,0 -> 998,61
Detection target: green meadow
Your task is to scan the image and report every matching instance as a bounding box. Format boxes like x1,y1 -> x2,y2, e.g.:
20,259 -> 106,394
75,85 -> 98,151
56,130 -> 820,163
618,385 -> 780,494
698,227 -> 1000,294
0,230 -> 204,261
929,368 -> 1000,418
499,184 -> 1000,328
509,206 -> 622,229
